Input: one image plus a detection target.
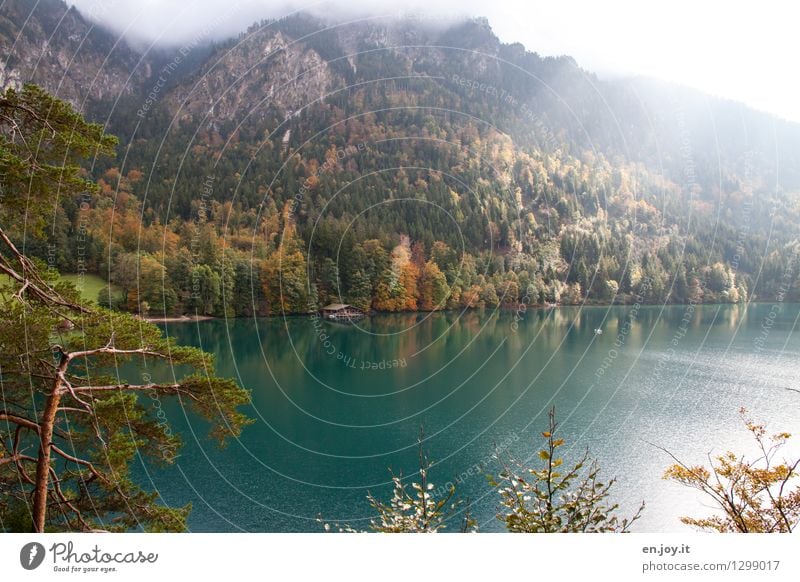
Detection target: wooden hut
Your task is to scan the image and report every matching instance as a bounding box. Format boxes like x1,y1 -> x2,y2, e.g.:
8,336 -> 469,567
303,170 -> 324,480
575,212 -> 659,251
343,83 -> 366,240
321,303 -> 365,320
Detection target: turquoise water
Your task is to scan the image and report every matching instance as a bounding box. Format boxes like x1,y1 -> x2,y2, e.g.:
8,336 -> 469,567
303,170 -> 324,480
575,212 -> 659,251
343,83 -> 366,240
137,304 -> 800,532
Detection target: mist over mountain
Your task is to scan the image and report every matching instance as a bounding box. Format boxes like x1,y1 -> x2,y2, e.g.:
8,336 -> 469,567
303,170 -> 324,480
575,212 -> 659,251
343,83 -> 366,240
3,0 -> 799,314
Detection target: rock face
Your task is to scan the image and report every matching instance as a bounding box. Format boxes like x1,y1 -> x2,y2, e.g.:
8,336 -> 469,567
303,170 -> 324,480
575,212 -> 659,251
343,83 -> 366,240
2,0 -> 799,194
0,0 -> 146,110
0,4 -> 488,125
168,29 -> 336,123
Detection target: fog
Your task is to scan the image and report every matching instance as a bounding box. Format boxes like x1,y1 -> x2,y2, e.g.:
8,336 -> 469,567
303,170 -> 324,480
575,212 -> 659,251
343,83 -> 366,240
67,0 -> 800,122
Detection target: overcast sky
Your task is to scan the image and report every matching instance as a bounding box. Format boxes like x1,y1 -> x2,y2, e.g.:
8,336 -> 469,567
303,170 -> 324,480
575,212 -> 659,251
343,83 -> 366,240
68,0 -> 800,122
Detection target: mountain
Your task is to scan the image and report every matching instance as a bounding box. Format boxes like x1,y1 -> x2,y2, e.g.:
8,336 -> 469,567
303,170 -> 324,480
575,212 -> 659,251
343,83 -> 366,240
2,0 -> 799,316
0,0 -> 148,106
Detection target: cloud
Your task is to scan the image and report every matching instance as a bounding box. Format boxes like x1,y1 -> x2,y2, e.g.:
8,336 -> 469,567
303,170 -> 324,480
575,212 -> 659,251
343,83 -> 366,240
69,0 -> 476,47
67,0 -> 800,122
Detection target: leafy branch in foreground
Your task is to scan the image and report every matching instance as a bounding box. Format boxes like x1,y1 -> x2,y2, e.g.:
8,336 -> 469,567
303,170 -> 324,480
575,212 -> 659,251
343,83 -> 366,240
490,407 -> 644,532
661,408 -> 799,532
322,433 -> 476,533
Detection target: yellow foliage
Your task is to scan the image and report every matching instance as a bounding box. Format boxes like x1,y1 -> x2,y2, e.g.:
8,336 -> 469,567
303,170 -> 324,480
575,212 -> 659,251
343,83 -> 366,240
663,409 -> 799,532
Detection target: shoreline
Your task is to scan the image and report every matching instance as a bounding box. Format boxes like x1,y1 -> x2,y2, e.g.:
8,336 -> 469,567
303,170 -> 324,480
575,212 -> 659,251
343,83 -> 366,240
139,300 -> 777,324
138,314 -> 216,323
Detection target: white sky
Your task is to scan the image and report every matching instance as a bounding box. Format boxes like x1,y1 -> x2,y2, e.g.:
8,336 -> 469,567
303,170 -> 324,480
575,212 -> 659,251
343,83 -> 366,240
68,0 -> 800,122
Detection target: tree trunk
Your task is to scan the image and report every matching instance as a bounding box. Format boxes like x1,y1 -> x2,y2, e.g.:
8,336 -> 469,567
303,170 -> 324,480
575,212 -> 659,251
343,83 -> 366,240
32,362 -> 66,532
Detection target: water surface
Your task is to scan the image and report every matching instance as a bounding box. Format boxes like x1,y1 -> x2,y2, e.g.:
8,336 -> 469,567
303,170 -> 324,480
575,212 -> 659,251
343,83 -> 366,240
137,303 -> 800,532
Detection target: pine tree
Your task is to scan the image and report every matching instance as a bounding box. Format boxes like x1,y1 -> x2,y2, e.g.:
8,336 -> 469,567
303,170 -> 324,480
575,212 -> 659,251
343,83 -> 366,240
0,85 -> 252,532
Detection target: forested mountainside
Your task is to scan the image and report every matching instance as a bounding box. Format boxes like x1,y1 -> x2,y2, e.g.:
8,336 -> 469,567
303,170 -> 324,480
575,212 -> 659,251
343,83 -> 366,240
2,0 -> 799,317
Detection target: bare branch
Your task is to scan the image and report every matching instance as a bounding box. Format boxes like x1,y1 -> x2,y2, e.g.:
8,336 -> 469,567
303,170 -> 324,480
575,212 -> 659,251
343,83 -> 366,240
66,346 -> 173,362
71,382 -> 198,401
0,411 -> 41,433
51,445 -> 107,483
0,228 -> 89,314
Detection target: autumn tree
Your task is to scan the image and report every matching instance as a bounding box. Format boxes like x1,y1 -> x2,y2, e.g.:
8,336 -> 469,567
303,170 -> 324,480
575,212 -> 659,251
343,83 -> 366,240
431,241 -> 458,284
371,240 -> 419,312
0,85 -> 252,532
662,408 -> 799,532
398,262 -> 419,311
418,260 -> 449,311
490,407 -> 643,532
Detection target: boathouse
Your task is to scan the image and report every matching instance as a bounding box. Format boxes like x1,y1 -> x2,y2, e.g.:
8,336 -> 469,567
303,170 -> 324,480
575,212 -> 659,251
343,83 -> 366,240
321,303 -> 365,320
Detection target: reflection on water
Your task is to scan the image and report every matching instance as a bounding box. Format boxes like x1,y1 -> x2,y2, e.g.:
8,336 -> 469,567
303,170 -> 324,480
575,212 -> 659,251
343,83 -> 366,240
137,303 -> 798,532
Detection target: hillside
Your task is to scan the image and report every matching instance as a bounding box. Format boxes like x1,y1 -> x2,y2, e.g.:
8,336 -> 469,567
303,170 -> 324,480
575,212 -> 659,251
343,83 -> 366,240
2,1 -> 799,317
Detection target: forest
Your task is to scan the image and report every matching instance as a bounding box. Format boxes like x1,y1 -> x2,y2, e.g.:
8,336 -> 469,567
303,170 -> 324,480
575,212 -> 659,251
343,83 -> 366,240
6,8 -> 800,319
40,109 -> 797,319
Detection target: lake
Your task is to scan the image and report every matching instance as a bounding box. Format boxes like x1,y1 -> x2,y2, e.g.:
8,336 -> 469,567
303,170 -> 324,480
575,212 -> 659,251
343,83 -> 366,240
138,303 -> 800,532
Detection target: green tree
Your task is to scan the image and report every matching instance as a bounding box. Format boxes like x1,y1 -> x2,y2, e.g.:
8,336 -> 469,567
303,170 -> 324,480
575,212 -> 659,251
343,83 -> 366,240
431,241 -> 458,284
230,258 -> 257,317
490,407 -> 644,532
96,285 -> 123,310
345,269 -> 372,311
165,247 -> 194,312
602,279 -> 619,301
0,85 -> 116,236
0,85 -> 252,532
189,263 -> 222,316
110,252 -> 139,310
418,260 -> 449,311
138,253 -> 176,316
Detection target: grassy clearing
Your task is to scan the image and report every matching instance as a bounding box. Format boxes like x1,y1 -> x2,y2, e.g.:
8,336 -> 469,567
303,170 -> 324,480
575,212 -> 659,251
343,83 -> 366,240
1,273 -> 120,304
59,273 -> 112,303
